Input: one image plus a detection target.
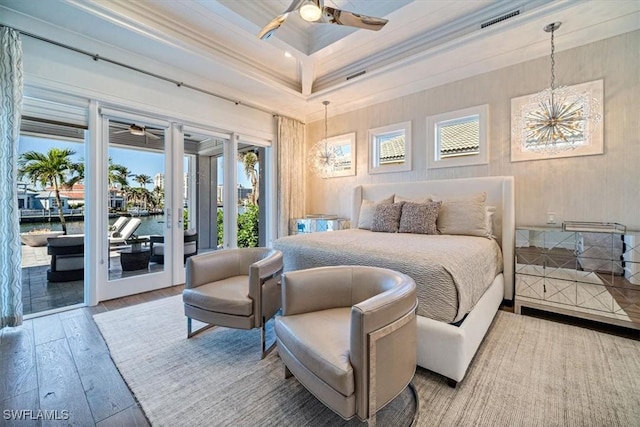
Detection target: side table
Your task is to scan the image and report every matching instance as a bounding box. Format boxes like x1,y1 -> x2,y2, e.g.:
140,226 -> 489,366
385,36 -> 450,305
120,248 -> 151,271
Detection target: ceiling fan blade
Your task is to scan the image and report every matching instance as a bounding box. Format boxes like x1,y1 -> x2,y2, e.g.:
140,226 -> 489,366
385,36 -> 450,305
112,129 -> 129,134
257,14 -> 289,40
320,7 -> 388,31
257,0 -> 306,39
145,131 -> 160,140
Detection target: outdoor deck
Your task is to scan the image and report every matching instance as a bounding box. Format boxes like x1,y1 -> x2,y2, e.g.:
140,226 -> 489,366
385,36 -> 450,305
21,245 -> 162,316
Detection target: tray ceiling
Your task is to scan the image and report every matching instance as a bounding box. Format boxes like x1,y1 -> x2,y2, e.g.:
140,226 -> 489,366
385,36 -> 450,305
1,0 -> 639,121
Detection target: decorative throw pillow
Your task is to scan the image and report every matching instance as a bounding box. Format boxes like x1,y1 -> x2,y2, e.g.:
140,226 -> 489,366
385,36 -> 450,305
435,192 -> 490,237
399,201 -> 441,234
357,194 -> 394,229
371,202 -> 404,233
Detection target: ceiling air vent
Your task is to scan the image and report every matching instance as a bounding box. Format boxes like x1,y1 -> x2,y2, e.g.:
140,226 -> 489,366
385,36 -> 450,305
346,70 -> 366,81
480,9 -> 520,29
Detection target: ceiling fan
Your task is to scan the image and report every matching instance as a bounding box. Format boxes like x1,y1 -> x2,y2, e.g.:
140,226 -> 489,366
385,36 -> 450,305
258,0 -> 388,40
112,124 -> 160,140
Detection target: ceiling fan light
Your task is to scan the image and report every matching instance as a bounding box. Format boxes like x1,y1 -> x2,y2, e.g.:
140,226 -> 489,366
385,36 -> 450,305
299,1 -> 322,22
129,125 -> 145,136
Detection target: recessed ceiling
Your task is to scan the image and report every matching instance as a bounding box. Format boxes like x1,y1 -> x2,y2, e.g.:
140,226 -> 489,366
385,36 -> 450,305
1,0 -> 639,122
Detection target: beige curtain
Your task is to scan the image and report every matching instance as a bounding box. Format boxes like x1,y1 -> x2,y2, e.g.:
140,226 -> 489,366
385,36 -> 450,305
276,116 -> 305,238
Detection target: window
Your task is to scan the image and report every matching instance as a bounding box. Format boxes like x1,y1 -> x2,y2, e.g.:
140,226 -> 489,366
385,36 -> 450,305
369,121 -> 412,174
427,105 -> 489,169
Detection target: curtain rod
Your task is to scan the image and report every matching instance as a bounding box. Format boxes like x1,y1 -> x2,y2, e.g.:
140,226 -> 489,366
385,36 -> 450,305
4,25 -> 276,117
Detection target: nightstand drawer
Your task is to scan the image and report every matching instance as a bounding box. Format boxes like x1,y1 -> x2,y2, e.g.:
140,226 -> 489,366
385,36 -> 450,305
515,273 -> 544,299
544,278 -> 576,306
576,282 -> 613,313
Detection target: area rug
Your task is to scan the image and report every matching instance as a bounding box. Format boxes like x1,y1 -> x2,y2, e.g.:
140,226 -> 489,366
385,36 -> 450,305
94,296 -> 640,426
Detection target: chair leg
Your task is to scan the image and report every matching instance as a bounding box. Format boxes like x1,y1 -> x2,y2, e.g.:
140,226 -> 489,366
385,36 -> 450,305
186,317 -> 216,338
260,317 -> 277,359
284,365 -> 293,379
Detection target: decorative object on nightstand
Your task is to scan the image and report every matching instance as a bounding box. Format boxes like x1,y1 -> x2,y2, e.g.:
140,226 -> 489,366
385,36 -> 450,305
515,224 -> 640,330
289,215 -> 350,234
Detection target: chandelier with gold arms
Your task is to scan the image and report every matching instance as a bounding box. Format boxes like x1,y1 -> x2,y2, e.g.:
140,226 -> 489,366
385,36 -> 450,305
520,22 -> 601,154
308,100 -> 340,178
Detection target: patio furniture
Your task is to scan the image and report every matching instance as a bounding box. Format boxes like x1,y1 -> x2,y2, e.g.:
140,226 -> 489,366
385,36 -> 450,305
119,245 -> 151,271
183,247 -> 284,358
47,234 -> 85,282
109,216 -> 130,237
109,217 -> 142,246
149,229 -> 198,264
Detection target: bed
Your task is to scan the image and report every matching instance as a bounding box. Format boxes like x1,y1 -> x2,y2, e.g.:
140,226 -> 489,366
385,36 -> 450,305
274,176 -> 515,386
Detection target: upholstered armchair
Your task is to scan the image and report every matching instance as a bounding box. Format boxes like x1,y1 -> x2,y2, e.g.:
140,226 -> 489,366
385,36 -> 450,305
275,266 -> 418,426
183,247 -> 284,358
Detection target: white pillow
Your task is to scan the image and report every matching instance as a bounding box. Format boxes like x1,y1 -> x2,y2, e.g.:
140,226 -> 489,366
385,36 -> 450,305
357,194 -> 394,229
394,194 -> 432,204
435,192 -> 491,238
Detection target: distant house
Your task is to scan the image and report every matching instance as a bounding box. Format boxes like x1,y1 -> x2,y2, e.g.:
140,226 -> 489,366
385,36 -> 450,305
17,182 -> 41,210
36,191 -> 71,211
56,183 -> 85,208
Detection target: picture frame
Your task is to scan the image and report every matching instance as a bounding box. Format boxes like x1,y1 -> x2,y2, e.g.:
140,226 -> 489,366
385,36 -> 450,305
324,132 -> 356,177
510,79 -> 604,162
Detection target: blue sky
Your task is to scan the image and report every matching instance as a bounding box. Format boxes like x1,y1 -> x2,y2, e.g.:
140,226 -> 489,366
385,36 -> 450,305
18,135 -> 252,189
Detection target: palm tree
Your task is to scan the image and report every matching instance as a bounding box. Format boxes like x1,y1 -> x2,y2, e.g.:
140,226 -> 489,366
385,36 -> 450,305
18,148 -> 78,234
133,174 -> 152,209
238,151 -> 259,205
134,174 -> 152,189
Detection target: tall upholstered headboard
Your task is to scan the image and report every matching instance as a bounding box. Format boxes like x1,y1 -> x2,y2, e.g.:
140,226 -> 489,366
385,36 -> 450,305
352,176 -> 515,300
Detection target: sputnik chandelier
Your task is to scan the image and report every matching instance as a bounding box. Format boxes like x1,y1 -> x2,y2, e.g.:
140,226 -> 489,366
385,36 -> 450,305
519,22 -> 601,153
308,100 -> 340,178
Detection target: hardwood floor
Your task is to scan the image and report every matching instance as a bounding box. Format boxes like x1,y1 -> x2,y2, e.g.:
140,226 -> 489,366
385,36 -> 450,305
0,285 -> 183,427
2,284 -> 637,426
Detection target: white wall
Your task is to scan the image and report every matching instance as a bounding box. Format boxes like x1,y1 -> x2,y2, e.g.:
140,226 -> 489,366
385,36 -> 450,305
16,29 -> 275,141
305,30 -> 640,230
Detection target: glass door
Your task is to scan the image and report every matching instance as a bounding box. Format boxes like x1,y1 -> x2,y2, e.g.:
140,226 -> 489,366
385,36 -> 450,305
97,114 -> 174,300
237,144 -> 265,247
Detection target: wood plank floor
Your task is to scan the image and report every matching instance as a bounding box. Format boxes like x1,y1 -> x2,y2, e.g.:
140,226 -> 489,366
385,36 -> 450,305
0,285 -> 183,427
2,286 -> 637,426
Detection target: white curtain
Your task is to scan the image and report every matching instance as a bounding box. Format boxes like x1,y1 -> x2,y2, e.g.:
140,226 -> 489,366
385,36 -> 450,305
276,116 -> 305,238
0,27 -> 24,329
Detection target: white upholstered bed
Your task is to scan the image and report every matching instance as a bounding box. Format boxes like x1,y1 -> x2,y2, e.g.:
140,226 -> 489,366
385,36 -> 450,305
275,176 -> 515,385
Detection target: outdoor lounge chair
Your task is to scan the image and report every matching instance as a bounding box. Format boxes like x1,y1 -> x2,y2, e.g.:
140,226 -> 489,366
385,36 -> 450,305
109,216 -> 129,237
108,217 -> 142,246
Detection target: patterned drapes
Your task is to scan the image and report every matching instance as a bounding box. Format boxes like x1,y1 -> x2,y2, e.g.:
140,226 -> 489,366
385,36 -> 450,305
276,116 -> 305,238
0,27 -> 24,328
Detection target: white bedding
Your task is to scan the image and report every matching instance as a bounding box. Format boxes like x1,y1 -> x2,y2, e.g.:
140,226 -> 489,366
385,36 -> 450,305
274,229 -> 503,323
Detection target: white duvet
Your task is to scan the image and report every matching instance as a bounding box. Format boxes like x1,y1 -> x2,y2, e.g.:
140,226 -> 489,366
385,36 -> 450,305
274,229 -> 503,323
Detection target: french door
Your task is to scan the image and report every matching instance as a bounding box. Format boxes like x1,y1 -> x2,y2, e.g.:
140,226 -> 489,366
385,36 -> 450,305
95,110 -> 182,300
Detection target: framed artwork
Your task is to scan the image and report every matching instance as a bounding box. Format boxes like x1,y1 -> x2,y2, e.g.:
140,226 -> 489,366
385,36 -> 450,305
321,132 -> 356,178
511,79 -> 604,162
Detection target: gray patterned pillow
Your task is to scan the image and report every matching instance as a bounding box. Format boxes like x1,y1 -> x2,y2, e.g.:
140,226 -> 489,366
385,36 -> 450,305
371,202 -> 404,233
357,194 -> 394,229
399,201 -> 442,234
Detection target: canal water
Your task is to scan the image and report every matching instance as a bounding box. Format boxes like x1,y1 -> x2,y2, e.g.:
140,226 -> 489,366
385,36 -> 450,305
20,214 -> 165,236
